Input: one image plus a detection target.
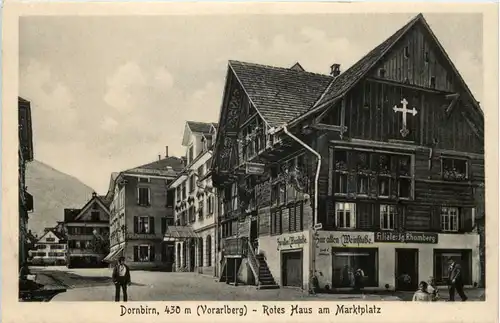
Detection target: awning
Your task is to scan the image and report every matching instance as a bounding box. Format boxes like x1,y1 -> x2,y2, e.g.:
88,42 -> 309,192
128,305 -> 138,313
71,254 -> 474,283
102,245 -> 124,263
164,226 -> 200,241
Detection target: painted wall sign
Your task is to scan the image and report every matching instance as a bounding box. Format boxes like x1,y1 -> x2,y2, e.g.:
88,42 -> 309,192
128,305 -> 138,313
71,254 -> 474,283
374,231 -> 438,244
276,234 -> 307,250
316,232 -> 374,248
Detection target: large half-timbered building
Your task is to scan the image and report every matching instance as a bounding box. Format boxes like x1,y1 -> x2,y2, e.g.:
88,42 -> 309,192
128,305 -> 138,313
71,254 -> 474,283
210,13 -> 484,291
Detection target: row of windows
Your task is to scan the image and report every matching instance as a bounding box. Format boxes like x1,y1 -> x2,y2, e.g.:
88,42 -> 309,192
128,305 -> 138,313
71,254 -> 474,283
270,203 -> 304,235
36,244 -> 66,250
32,252 -> 66,257
132,216 -> 174,234
68,226 -> 107,235
175,158 -> 212,202
334,202 -> 470,232
68,240 -> 92,249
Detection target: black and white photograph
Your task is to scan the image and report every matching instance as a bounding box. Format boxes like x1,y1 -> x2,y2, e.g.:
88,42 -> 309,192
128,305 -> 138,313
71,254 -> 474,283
10,3 -> 495,313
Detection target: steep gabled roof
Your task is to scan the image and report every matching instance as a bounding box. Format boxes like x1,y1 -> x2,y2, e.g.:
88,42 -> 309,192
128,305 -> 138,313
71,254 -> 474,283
228,60 -> 332,127
311,13 -> 482,119
187,121 -> 217,134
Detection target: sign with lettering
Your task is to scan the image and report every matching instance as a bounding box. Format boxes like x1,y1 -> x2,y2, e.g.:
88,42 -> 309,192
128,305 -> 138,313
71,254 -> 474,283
316,232 -> 374,248
374,231 -> 438,244
276,234 -> 307,250
246,162 -> 265,175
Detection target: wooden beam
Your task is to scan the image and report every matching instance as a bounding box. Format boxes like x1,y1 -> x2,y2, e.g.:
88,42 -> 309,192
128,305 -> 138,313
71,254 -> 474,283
445,93 -> 460,116
366,77 -> 450,94
311,124 -> 348,132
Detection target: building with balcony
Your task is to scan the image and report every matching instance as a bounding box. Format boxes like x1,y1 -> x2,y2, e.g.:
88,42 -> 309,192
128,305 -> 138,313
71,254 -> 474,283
29,228 -> 67,266
166,121 -> 218,276
103,150 -> 184,270
210,14 -> 484,291
19,97 -> 34,268
64,192 -> 111,268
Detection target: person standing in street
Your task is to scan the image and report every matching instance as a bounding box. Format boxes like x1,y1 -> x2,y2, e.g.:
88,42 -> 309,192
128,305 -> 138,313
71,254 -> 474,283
112,256 -> 131,302
447,257 -> 468,302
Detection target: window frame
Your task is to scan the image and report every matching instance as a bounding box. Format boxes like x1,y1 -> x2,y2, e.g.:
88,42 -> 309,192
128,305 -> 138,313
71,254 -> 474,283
441,157 -> 469,181
441,206 -> 459,232
335,202 -> 356,229
137,244 -> 152,262
137,187 -> 151,206
379,204 -> 397,231
138,216 -> 151,234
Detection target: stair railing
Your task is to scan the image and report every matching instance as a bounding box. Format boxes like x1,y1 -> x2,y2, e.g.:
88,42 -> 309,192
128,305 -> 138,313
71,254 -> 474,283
246,239 -> 260,287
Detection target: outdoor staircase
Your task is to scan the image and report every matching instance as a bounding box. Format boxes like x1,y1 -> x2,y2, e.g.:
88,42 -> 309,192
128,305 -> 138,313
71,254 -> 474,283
247,241 -> 279,290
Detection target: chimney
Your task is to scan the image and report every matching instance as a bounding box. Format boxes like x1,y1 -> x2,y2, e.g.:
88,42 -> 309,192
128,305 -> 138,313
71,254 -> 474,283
92,192 -> 97,198
158,154 -> 161,161
330,64 -> 341,77
165,146 -> 169,158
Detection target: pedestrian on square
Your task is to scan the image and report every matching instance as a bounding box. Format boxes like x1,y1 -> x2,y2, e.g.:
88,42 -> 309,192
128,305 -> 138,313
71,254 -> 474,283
112,256 -> 131,302
412,281 -> 432,302
427,276 -> 439,301
447,257 -> 468,302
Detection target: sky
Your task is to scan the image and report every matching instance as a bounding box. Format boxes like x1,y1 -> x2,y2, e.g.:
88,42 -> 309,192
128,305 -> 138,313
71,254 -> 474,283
19,13 -> 483,194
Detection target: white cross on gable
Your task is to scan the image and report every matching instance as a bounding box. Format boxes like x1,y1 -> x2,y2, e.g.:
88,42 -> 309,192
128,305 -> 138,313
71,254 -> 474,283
393,98 -> 418,138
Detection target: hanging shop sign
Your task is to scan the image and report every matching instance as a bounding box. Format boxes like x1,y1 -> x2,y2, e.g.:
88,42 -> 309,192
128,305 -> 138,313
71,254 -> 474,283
374,231 -> 438,244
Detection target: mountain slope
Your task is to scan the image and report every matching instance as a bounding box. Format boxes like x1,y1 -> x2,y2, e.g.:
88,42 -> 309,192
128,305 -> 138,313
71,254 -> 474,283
25,160 -> 96,237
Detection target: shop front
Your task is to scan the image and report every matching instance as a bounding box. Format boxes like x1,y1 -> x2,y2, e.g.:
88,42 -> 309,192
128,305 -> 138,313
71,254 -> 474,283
258,230 -> 311,289
314,231 -> 480,291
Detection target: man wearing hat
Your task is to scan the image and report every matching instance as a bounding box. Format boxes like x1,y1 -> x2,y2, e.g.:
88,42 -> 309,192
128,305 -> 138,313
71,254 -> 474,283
112,256 -> 131,302
447,257 -> 468,301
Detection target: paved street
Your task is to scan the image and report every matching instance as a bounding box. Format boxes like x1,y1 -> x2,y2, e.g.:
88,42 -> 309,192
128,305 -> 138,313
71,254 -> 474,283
31,266 -> 484,302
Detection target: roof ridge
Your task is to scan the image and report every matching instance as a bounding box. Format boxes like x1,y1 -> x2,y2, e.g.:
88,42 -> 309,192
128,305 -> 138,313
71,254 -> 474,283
229,59 -> 333,79
312,13 -> 422,109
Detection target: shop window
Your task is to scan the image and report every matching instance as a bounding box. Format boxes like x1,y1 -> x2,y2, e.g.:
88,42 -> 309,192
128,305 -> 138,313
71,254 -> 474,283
442,158 -> 468,181
380,205 -> 397,230
135,245 -> 155,262
433,250 -> 472,285
331,248 -> 378,288
335,202 -> 356,229
441,207 -> 459,232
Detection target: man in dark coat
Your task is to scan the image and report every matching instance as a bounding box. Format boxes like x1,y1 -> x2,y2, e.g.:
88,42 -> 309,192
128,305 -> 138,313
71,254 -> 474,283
112,256 -> 131,302
447,257 -> 468,301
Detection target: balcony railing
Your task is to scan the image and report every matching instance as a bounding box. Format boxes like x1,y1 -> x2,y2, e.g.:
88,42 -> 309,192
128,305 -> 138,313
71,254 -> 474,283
224,237 -> 248,256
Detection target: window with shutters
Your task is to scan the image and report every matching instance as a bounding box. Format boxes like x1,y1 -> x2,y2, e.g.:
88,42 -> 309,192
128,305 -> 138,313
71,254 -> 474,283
137,216 -> 151,233
380,205 -> 397,230
288,203 -> 304,232
137,187 -> 150,206
335,202 -> 356,229
441,207 -> 459,232
270,209 -> 283,235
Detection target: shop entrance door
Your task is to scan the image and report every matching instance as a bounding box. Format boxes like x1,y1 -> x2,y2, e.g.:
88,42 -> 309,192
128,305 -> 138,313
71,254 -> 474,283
281,250 -> 303,288
395,248 -> 419,291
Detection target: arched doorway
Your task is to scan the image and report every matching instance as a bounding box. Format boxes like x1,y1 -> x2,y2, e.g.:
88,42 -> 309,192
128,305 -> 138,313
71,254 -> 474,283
199,238 -> 204,268
206,235 -> 212,267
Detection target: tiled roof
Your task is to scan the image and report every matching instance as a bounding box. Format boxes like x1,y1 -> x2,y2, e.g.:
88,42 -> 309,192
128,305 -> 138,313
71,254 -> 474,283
187,121 -> 217,134
64,208 -> 80,222
125,156 -> 185,177
313,14 -> 421,109
229,60 -> 332,127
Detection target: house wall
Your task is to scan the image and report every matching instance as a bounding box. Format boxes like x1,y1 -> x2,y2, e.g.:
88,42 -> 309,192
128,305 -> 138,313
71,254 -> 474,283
313,230 -> 480,290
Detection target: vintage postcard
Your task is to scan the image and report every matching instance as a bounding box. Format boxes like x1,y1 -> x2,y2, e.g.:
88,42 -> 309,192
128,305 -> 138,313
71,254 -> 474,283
2,1 -> 499,323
